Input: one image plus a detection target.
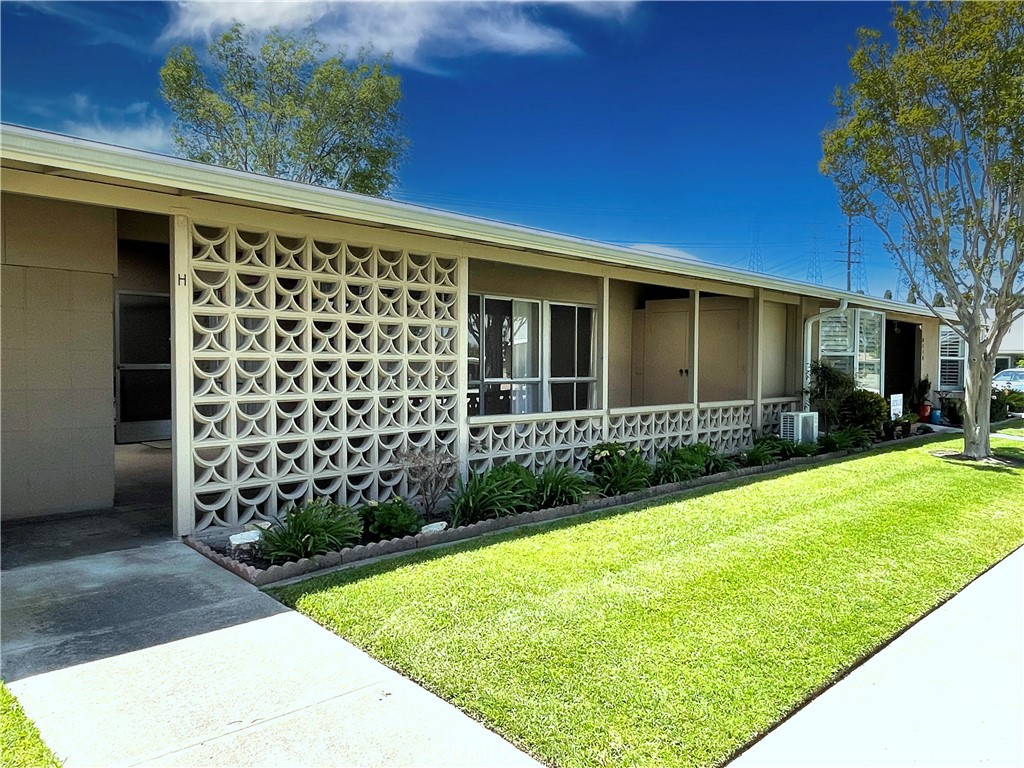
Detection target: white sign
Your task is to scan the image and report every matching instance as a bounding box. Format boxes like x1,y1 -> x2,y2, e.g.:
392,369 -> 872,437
890,393 -> 904,420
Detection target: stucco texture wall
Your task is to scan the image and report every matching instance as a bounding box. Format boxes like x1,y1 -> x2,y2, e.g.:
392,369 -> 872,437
1,194 -> 117,519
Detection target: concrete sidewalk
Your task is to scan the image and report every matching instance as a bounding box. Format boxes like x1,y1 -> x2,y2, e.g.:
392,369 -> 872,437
2,541 -> 539,768
729,546 -> 1024,768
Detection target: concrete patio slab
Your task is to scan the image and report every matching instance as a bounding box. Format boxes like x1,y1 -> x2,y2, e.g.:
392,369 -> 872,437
729,546 -> 1024,768
2,541 -> 539,768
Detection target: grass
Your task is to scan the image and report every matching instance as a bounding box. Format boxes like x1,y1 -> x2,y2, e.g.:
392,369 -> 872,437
275,436 -> 1024,768
1,683 -> 61,768
995,417 -> 1024,437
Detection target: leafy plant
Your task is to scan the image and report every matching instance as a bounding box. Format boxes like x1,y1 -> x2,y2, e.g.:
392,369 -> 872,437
362,497 -> 424,540
839,389 -> 890,433
587,442 -> 652,497
807,360 -> 856,434
532,464 -> 592,509
705,452 -> 739,475
754,435 -> 805,460
260,497 -> 362,563
652,449 -> 705,485
992,387 -> 1024,422
819,426 -> 872,453
488,462 -> 538,513
908,376 -> 933,411
791,441 -> 821,457
448,465 -> 531,528
744,441 -> 781,467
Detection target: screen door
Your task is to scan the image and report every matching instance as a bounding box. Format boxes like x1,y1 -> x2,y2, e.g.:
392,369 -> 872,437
115,292 -> 172,443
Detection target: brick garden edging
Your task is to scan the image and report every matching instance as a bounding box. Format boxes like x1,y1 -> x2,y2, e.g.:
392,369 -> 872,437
185,432 -> 942,587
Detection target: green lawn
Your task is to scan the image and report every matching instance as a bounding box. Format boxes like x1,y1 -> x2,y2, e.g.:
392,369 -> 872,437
995,418 -> 1024,437
276,436 -> 1024,768
1,683 -> 61,768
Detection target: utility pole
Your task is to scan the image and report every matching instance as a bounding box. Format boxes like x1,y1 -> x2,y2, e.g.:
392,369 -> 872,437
836,214 -> 863,292
747,228 -> 763,273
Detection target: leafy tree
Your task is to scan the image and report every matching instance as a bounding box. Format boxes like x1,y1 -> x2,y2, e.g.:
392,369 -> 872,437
821,3 -> 1024,458
160,23 -> 406,196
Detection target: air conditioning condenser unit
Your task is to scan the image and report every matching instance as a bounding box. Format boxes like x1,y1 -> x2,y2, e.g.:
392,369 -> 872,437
780,411 -> 819,444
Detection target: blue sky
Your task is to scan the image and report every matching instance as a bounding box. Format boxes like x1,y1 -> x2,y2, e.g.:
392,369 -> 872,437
1,1 -> 905,296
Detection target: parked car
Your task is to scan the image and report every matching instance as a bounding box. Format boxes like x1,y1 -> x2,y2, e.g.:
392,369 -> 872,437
991,368 -> 1024,392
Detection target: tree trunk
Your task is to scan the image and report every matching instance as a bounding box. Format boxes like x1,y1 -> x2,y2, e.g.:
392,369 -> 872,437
961,335 -> 993,459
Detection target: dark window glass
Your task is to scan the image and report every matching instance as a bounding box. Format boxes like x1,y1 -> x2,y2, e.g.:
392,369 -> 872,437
550,304 -> 576,377
576,382 -> 592,409
467,294 -> 481,383
576,308 -> 593,377
551,382 -> 575,412
119,294 -> 170,365
120,369 -> 172,422
484,299 -> 512,379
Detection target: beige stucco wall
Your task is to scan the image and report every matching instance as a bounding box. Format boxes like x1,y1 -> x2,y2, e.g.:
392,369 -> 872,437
468,259 -> 599,305
607,280 -> 642,407
699,295 -> 750,401
761,300 -> 789,398
1,194 -> 117,519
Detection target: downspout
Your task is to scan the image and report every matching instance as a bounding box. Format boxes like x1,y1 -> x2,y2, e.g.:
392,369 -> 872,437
802,299 -> 850,411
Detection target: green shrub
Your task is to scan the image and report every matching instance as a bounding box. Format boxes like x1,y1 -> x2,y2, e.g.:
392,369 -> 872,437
705,452 -> 739,474
488,462 -> 538,513
819,426 -> 872,453
362,497 -> 424,540
532,464 -> 592,508
791,441 -> 821,457
587,442 -> 652,497
839,389 -> 889,433
448,464 -> 532,527
754,435 -> 803,460
744,441 -> 781,467
992,387 -> 1024,421
808,360 -> 856,433
260,497 -> 362,563
652,449 -> 705,485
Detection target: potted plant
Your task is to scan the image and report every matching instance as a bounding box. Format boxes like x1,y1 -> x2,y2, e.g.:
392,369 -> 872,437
882,419 -> 897,441
896,413 -> 919,438
908,377 -> 933,421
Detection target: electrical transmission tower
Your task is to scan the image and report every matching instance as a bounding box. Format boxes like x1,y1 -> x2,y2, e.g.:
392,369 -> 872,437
806,231 -> 823,285
747,229 -> 763,272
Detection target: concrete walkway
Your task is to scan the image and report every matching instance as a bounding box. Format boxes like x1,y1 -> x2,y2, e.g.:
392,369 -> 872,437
2,541 -> 539,767
729,547 -> 1024,768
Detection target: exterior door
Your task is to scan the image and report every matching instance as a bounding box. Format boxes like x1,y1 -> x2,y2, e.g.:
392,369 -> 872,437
643,303 -> 691,405
115,291 -> 172,443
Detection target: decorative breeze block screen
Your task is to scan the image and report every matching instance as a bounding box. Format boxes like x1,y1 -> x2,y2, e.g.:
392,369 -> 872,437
468,415 -> 603,474
607,407 -> 695,461
697,404 -> 753,452
189,224 -> 459,530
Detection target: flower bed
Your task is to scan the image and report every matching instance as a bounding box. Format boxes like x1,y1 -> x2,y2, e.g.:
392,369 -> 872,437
185,437 -> 937,587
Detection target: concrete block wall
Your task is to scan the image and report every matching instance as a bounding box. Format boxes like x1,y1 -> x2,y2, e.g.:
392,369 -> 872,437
1,194 -> 117,520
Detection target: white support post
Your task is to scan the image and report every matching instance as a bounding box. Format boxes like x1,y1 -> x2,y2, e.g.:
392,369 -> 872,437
752,290 -> 764,435
169,211 -> 193,537
601,277 -> 610,441
456,255 -> 470,480
691,289 -> 701,443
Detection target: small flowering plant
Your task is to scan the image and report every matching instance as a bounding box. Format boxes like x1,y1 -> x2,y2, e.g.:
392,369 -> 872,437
587,442 -> 652,497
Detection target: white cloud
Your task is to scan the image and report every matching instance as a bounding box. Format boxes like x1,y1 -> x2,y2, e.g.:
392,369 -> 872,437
60,95 -> 174,154
162,1 -> 634,70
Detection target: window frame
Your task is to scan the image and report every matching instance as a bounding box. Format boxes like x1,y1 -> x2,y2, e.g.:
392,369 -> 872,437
467,293 -> 598,417
545,302 -> 598,413
818,308 -> 885,394
938,326 -> 966,391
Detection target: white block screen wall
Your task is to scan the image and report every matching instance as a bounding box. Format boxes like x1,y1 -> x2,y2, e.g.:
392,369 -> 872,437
187,224 -> 459,530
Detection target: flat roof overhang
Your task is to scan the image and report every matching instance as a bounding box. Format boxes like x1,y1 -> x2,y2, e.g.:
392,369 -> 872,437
0,123 -> 953,321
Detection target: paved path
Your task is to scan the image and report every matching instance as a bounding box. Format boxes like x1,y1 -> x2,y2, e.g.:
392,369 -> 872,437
2,541 -> 539,768
729,547 -> 1024,768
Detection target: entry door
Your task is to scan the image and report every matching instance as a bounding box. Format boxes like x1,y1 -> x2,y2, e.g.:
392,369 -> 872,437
115,292 -> 172,443
643,305 -> 691,405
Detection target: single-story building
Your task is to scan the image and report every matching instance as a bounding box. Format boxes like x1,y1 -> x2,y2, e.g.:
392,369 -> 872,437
1,125 -> 949,537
